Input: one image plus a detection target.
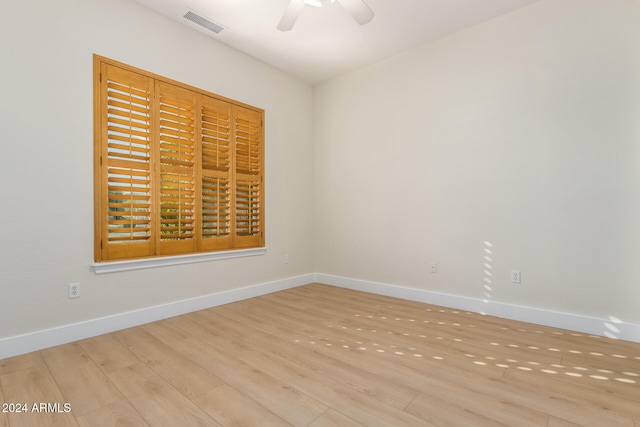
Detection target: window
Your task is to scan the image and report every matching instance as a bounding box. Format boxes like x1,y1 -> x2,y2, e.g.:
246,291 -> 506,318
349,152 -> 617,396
94,55 -> 264,262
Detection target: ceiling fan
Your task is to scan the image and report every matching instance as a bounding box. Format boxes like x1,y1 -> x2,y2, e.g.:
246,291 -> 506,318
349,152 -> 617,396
277,0 -> 374,31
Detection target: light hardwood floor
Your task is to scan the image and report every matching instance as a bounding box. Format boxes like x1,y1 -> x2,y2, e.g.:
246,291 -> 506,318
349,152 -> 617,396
1,283 -> 639,426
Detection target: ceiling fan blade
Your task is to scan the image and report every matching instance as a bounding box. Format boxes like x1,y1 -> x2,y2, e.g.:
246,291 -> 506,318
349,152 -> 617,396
336,0 -> 374,25
277,0 -> 306,31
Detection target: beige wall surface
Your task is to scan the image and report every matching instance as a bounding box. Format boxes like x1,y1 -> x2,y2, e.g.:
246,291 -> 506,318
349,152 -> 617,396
314,0 -> 640,324
0,0 -> 316,338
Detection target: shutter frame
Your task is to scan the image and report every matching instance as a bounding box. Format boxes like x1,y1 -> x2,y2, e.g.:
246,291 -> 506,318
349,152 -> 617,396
234,106 -> 264,248
96,62 -> 154,261
199,95 -> 233,251
155,81 -> 197,256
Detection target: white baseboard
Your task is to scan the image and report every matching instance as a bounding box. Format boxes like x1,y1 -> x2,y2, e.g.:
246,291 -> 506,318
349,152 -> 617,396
0,274 -> 313,360
2,272 -> 638,360
315,273 -> 640,344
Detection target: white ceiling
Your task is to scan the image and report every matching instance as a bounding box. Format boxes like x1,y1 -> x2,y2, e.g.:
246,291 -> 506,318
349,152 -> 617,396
133,0 -> 540,85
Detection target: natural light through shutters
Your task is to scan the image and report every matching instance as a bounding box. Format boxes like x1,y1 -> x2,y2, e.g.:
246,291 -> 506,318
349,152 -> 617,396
158,83 -> 196,251
234,109 -> 262,245
236,181 -> 261,236
200,97 -> 232,249
105,78 -> 152,245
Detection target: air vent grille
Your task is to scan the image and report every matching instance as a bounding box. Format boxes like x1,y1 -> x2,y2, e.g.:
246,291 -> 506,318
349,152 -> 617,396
182,10 -> 224,34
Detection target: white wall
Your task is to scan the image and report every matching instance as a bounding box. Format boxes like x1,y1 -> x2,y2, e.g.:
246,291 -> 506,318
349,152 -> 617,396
314,0 -> 640,325
0,0 -> 315,340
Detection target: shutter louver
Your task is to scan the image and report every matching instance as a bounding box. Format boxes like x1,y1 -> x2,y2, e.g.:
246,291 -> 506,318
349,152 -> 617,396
235,114 -> 261,176
156,83 -> 196,255
234,107 -> 263,247
235,180 -> 261,236
100,65 -> 153,260
200,97 -> 232,250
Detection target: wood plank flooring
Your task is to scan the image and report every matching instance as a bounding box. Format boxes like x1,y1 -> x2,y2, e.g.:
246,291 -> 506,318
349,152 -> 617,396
1,283 -> 639,426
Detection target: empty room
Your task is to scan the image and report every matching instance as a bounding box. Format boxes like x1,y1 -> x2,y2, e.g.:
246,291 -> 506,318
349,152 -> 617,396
0,0 -> 639,425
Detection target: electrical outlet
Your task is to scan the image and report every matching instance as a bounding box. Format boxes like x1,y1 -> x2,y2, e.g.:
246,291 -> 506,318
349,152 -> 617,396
284,253 -> 289,264
430,262 -> 437,273
511,270 -> 521,284
69,283 -> 80,299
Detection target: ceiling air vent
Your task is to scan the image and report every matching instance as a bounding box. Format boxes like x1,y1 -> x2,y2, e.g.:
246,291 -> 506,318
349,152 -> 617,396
182,9 -> 225,34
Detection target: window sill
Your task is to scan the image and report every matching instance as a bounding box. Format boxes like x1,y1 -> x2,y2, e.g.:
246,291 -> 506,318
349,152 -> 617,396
91,247 -> 267,274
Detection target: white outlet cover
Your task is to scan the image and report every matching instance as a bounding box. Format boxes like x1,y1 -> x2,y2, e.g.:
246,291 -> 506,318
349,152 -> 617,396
511,271 -> 521,283
69,283 -> 80,298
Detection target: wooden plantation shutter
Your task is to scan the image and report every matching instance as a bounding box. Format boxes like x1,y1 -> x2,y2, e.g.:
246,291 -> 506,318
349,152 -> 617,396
94,55 -> 264,262
234,107 -> 263,248
156,82 -> 197,255
97,64 -> 154,260
199,96 -> 233,251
